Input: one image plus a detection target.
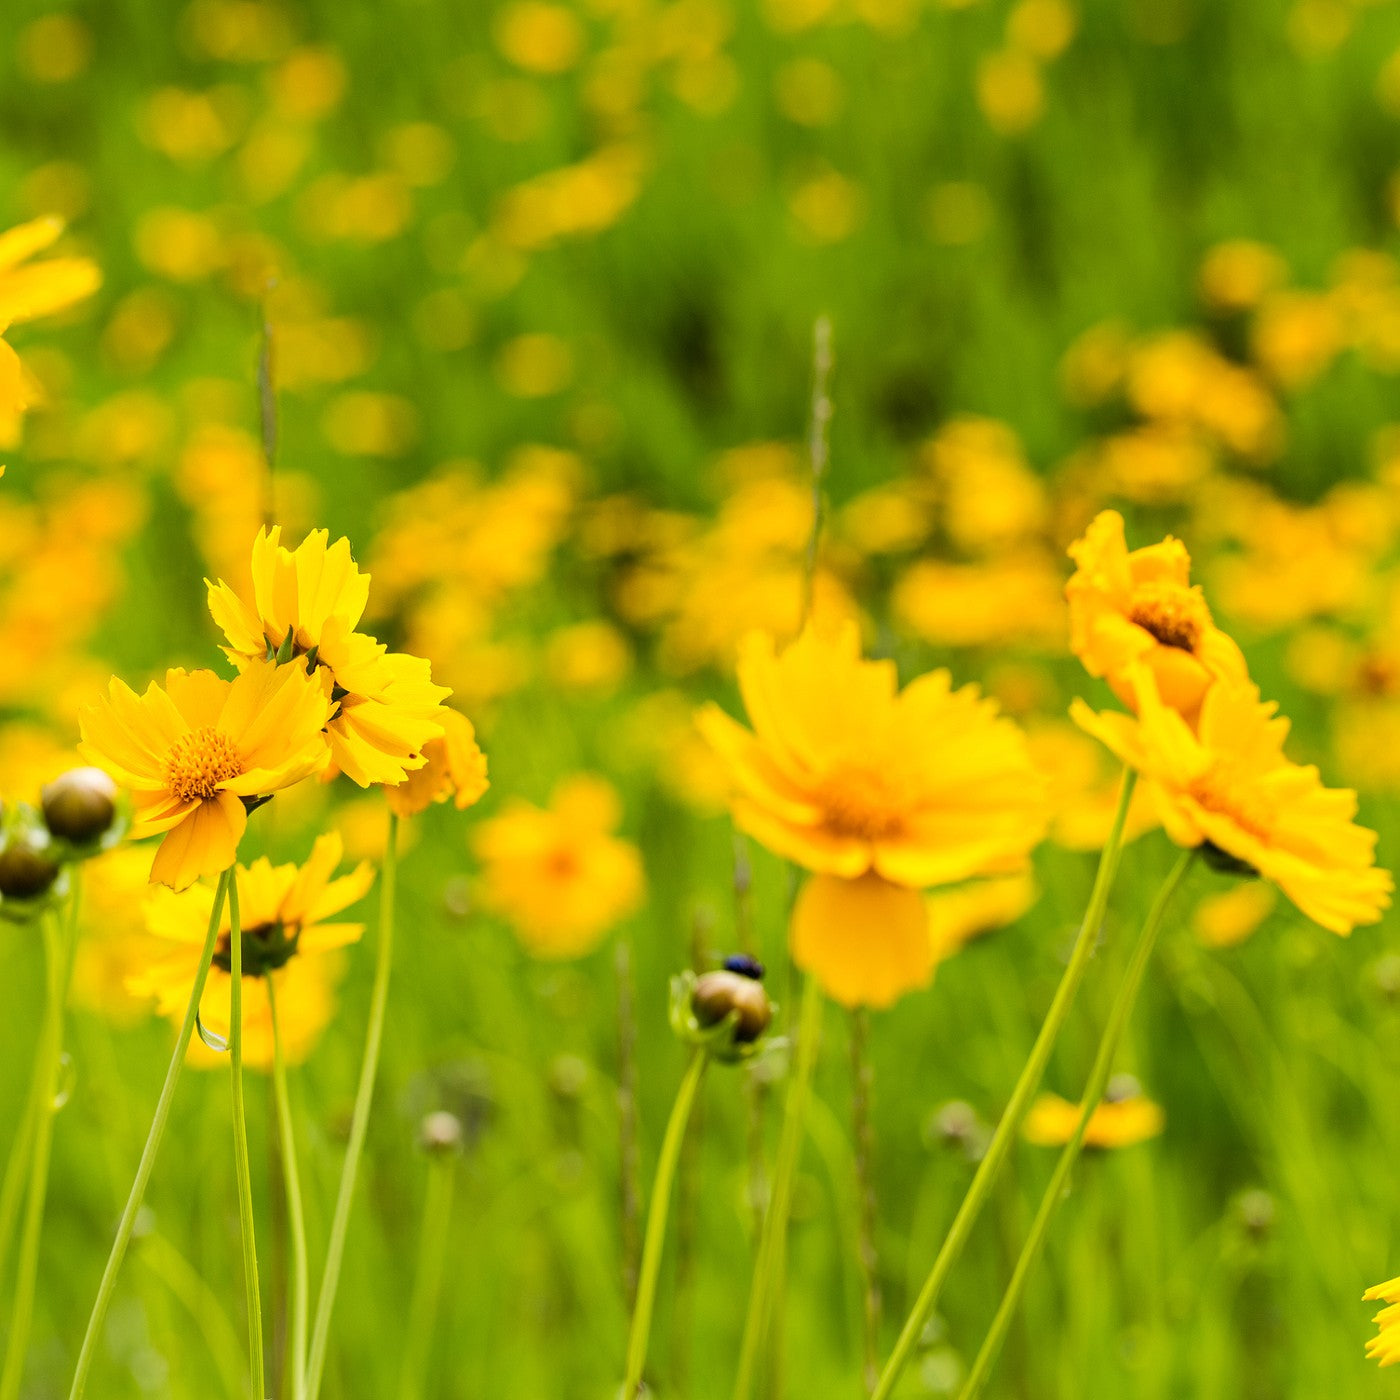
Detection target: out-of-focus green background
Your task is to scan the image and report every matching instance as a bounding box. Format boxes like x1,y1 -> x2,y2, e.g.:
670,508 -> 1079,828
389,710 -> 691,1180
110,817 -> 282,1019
5,0 -> 1400,1397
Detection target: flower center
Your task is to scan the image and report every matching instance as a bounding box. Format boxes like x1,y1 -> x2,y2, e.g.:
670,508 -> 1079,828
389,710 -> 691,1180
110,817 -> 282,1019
817,768 -> 904,842
214,921 -> 301,977
164,726 -> 242,804
1128,582 -> 1208,653
1188,761 -> 1274,841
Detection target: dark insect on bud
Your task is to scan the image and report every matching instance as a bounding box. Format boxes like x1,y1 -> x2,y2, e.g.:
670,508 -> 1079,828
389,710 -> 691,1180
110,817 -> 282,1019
41,767 -> 119,845
0,833 -> 61,901
691,970 -> 772,1044
722,952 -> 765,981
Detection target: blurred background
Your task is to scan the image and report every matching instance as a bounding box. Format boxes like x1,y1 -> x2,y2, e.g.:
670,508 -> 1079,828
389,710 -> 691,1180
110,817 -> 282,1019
5,0 -> 1400,1396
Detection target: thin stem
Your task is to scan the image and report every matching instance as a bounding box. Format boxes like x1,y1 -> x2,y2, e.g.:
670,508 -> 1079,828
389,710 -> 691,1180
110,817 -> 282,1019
621,1050 -> 709,1398
872,769 -> 1138,1400
228,874 -> 266,1398
800,314 -> 834,624
70,868 -> 231,1400
0,896 -> 76,1400
397,1152 -> 456,1400
850,1008 -> 880,1397
268,977 -> 308,1400
616,934 -> 641,1312
0,1011 -> 41,1304
956,849 -> 1195,1400
306,806 -> 399,1400
732,973 -> 825,1400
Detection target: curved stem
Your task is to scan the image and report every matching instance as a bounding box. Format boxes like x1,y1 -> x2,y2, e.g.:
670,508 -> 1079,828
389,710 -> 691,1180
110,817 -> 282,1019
872,769 -> 1138,1400
956,848 -> 1194,1400
0,893 -> 77,1400
228,874 -> 265,1398
70,868 -> 231,1400
268,977 -> 308,1400
306,807 -> 399,1400
398,1153 -> 458,1400
621,1050 -> 709,1398
732,973 -> 825,1400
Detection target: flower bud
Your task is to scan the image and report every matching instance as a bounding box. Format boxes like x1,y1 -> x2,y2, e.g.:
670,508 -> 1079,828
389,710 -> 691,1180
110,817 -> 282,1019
41,767 -> 119,846
692,969 -> 773,1044
418,1110 -> 465,1157
0,830 -> 61,902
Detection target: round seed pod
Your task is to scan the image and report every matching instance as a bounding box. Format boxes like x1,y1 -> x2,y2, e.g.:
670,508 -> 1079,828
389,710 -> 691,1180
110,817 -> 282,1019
41,767 -> 119,845
691,969 -> 773,1044
0,832 -> 61,902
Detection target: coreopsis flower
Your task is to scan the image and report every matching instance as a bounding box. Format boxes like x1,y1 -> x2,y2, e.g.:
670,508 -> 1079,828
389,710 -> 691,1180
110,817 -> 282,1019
207,526 -> 450,787
1072,666 -> 1392,934
699,622 -> 1047,1007
1023,1079 -> 1164,1149
79,661 -> 334,889
1067,509 -> 1247,721
1365,1275 -> 1400,1367
471,774 -> 644,958
384,707 -> 488,818
132,833 -> 374,1069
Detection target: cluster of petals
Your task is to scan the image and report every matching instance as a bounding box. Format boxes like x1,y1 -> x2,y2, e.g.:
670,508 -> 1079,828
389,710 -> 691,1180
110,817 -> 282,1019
1365,1275 -> 1400,1368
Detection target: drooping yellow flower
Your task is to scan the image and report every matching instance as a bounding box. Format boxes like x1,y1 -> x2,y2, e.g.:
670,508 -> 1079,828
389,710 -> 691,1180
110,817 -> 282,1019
1067,509 -> 1247,721
699,621 -> 1046,1005
471,774 -> 644,958
133,832 -> 374,1070
384,706 -> 489,818
1072,666 -> 1392,935
207,526 -> 450,787
1023,1081 -> 1164,1149
1365,1274 -> 1400,1367
79,661 -> 333,889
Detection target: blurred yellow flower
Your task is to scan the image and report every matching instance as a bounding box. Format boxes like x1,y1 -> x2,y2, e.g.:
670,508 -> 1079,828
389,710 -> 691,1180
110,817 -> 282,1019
208,527 -> 450,787
495,2 -> 584,74
1067,509 -> 1247,721
1023,1082 -> 1164,1149
1073,666 -> 1392,935
384,708 -> 489,819
700,622 -> 1046,1005
70,847 -> 169,1025
927,872 -> 1038,962
1192,880 -> 1276,948
79,662 -> 334,889
134,833 -> 374,1069
472,774 -> 645,958
976,50 -> 1044,136
1198,239 -> 1288,313
1026,720 -> 1159,852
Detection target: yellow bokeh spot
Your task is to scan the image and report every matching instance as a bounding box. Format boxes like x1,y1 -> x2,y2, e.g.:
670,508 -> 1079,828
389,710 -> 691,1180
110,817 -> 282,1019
775,58 -> 844,127
18,14 -> 92,83
977,49 -> 1045,136
1008,0 -> 1077,58
788,168 -> 864,244
924,181 -> 993,245
322,393 -> 419,457
496,3 -> 585,74
496,332 -> 575,397
134,208 -> 227,283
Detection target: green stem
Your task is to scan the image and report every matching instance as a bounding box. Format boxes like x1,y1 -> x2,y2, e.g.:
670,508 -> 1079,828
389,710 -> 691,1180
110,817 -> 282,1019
0,1011 -> 41,1304
268,977 -> 309,1400
228,874 -> 266,1399
398,1152 -> 457,1400
621,1050 -> 709,1398
732,973 -> 825,1400
306,806 -> 399,1400
0,892 -> 77,1400
70,868 -> 231,1400
871,769 -> 1138,1400
956,848 -> 1195,1400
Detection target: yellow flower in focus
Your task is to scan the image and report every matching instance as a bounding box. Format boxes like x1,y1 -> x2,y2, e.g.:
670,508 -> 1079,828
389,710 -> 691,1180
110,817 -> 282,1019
134,833 -> 374,1069
1023,1081 -> 1164,1149
1072,666 -> 1392,935
1365,1274 -> 1400,1367
1067,509 -> 1247,720
208,527 -> 450,787
384,707 -> 488,819
472,774 -> 645,959
79,662 -> 333,889
701,622 -> 1046,1006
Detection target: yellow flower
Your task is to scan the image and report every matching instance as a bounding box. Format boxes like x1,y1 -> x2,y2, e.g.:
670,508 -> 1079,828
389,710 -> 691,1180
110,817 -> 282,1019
79,661 -> 333,889
207,526 -> 450,787
1365,1274 -> 1400,1367
927,871 -> 1038,962
699,621 -> 1046,1006
384,707 -> 489,818
472,774 -> 644,958
1067,509 -> 1247,720
133,833 -> 374,1070
69,846 -> 168,1025
1023,1082 -> 1165,1149
1072,666 -> 1392,935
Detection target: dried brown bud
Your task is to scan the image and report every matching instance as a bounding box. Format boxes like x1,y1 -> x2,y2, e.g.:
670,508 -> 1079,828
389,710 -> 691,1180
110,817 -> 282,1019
0,833 -> 60,901
691,970 -> 773,1044
42,767 -> 119,845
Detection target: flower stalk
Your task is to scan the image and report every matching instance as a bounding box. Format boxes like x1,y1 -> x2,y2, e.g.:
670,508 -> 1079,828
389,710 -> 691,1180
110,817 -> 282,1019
956,848 -> 1195,1400
398,1147 -> 457,1400
871,770 -> 1137,1400
70,868 -> 231,1400
268,976 -> 309,1400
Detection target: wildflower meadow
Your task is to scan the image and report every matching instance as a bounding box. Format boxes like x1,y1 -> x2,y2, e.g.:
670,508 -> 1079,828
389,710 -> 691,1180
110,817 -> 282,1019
6,1 -> 1400,1397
